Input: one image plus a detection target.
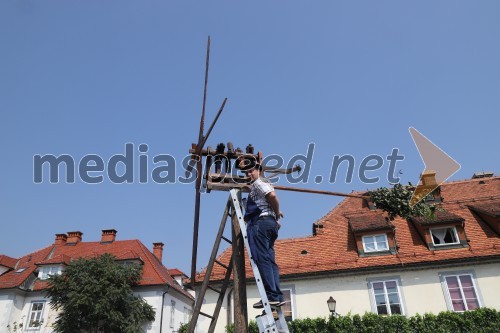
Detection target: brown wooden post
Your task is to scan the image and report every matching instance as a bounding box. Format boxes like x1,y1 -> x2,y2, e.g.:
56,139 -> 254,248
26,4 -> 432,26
231,194 -> 248,333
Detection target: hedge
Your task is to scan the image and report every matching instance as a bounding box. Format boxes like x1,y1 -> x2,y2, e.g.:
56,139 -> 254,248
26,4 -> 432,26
177,308 -> 500,333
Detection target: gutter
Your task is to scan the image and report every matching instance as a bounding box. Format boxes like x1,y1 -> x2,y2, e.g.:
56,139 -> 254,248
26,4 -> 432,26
226,287 -> 234,327
159,285 -> 170,333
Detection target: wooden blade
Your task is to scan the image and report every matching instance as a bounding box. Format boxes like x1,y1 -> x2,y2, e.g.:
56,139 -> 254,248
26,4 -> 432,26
190,36 -> 211,287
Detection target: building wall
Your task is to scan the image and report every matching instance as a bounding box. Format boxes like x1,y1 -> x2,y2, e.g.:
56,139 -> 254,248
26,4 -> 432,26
0,288 -> 192,333
2,291 -> 25,332
0,294 -> 15,330
195,262 -> 500,333
140,288 -> 193,333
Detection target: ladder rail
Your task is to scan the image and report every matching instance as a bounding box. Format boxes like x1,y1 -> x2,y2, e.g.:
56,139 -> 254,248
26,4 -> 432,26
229,189 -> 290,333
188,201 -> 232,333
208,260 -> 234,332
190,189 -> 289,333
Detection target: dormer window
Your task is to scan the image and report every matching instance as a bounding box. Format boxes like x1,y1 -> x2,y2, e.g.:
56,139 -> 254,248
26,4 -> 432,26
348,214 -> 397,257
430,227 -> 459,246
467,200 -> 500,235
410,210 -> 468,250
362,234 -> 389,252
38,265 -> 62,280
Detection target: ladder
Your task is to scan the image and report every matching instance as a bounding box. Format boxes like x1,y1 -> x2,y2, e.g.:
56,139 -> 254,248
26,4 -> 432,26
188,188 -> 289,333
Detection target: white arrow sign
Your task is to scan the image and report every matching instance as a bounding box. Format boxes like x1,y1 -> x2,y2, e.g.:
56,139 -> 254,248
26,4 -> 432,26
409,127 -> 461,206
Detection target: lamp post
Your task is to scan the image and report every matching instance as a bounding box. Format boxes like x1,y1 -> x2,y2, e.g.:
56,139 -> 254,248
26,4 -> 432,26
327,296 -> 338,317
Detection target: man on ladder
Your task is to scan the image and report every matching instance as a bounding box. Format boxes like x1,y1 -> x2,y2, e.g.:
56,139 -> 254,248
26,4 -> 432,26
240,158 -> 286,309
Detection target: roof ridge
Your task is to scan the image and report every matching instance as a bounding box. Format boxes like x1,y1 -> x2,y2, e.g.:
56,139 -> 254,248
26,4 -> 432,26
135,240 -> 168,284
135,241 -> 193,299
440,175 -> 498,185
313,196 -> 351,225
18,245 -> 54,261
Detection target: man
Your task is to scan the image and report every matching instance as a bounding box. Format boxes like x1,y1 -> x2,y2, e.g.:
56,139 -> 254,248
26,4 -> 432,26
241,160 -> 285,309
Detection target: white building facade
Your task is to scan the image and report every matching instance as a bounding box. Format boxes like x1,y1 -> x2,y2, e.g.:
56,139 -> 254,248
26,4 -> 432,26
194,176 -> 500,333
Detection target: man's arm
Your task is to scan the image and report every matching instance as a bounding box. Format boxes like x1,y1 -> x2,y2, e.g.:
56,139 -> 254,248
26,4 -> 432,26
266,191 -> 283,220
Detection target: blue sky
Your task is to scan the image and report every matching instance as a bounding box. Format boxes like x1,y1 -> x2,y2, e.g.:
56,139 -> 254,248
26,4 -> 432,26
1,1 -> 499,274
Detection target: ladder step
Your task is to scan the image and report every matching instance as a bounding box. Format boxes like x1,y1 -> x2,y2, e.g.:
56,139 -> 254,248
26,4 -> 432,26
199,311 -> 214,319
207,285 -> 222,294
221,235 -> 232,244
215,259 -> 229,269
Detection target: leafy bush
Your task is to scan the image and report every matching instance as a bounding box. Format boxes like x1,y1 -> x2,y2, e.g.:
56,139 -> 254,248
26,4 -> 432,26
368,183 -> 438,220
222,308 -> 499,333
177,322 -> 188,333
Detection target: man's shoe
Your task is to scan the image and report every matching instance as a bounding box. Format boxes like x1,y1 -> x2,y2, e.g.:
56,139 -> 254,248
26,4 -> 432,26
253,300 -> 264,309
270,300 -> 286,308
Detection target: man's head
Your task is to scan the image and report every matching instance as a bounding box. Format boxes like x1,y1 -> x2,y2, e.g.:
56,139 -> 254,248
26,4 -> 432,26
244,163 -> 262,181
238,157 -> 262,181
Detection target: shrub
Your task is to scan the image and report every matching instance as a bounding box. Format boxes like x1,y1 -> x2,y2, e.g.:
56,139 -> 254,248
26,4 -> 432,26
224,308 -> 500,333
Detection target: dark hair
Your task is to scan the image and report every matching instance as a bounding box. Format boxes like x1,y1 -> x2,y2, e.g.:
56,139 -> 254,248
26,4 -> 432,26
237,156 -> 261,171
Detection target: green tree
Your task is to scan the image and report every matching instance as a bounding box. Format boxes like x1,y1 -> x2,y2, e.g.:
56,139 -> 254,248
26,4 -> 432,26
47,253 -> 155,333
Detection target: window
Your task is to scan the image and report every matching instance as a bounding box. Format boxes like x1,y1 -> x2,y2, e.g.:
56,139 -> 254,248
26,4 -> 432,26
39,265 -> 62,280
369,280 -> 404,315
183,306 -> 192,324
169,300 -> 176,328
362,234 -> 389,252
271,287 -> 295,322
430,227 -> 459,246
27,301 -> 45,328
443,274 -> 480,312
281,289 -> 294,322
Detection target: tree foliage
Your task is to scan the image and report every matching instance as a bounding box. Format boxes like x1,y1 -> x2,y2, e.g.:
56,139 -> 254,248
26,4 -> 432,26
47,253 -> 155,333
368,183 -> 438,220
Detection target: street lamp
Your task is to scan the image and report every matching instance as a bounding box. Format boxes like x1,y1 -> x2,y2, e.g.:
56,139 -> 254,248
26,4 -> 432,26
327,296 -> 337,317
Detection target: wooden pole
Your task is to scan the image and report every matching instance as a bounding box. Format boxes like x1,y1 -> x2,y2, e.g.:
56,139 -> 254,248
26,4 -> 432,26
231,193 -> 248,333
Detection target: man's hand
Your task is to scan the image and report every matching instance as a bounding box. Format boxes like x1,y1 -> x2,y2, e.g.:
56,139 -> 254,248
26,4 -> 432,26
276,211 -> 284,230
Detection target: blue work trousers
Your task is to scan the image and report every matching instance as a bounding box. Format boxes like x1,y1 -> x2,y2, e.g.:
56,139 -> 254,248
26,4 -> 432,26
249,216 -> 284,302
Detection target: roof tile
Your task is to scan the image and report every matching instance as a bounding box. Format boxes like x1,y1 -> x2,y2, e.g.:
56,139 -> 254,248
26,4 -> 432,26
199,177 -> 500,282
0,238 -> 193,300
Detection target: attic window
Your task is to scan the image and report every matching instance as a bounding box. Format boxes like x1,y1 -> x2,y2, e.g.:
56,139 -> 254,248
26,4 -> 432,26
409,210 -> 468,250
430,227 -> 459,246
348,214 -> 397,257
301,250 -> 308,255
39,265 -> 62,280
15,267 -> 27,273
362,234 -> 389,253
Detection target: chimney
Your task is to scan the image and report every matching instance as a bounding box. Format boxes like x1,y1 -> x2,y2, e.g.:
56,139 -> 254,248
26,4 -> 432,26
66,231 -> 83,244
54,234 -> 67,245
421,170 -> 438,187
153,242 -> 164,263
101,229 -> 117,243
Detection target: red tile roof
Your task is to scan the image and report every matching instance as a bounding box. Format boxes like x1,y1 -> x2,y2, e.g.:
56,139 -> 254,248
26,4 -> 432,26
198,176 -> 500,282
0,236 -> 193,300
0,255 -> 17,269
348,213 -> 393,232
468,200 -> 500,218
168,268 -> 188,277
410,210 -> 465,226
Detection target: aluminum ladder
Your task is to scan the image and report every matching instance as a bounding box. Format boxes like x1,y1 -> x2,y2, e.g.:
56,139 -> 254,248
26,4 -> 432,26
188,188 -> 289,333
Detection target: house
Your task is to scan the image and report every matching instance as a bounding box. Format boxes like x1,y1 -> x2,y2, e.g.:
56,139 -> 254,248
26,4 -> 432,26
193,174 -> 500,333
0,229 -> 194,332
